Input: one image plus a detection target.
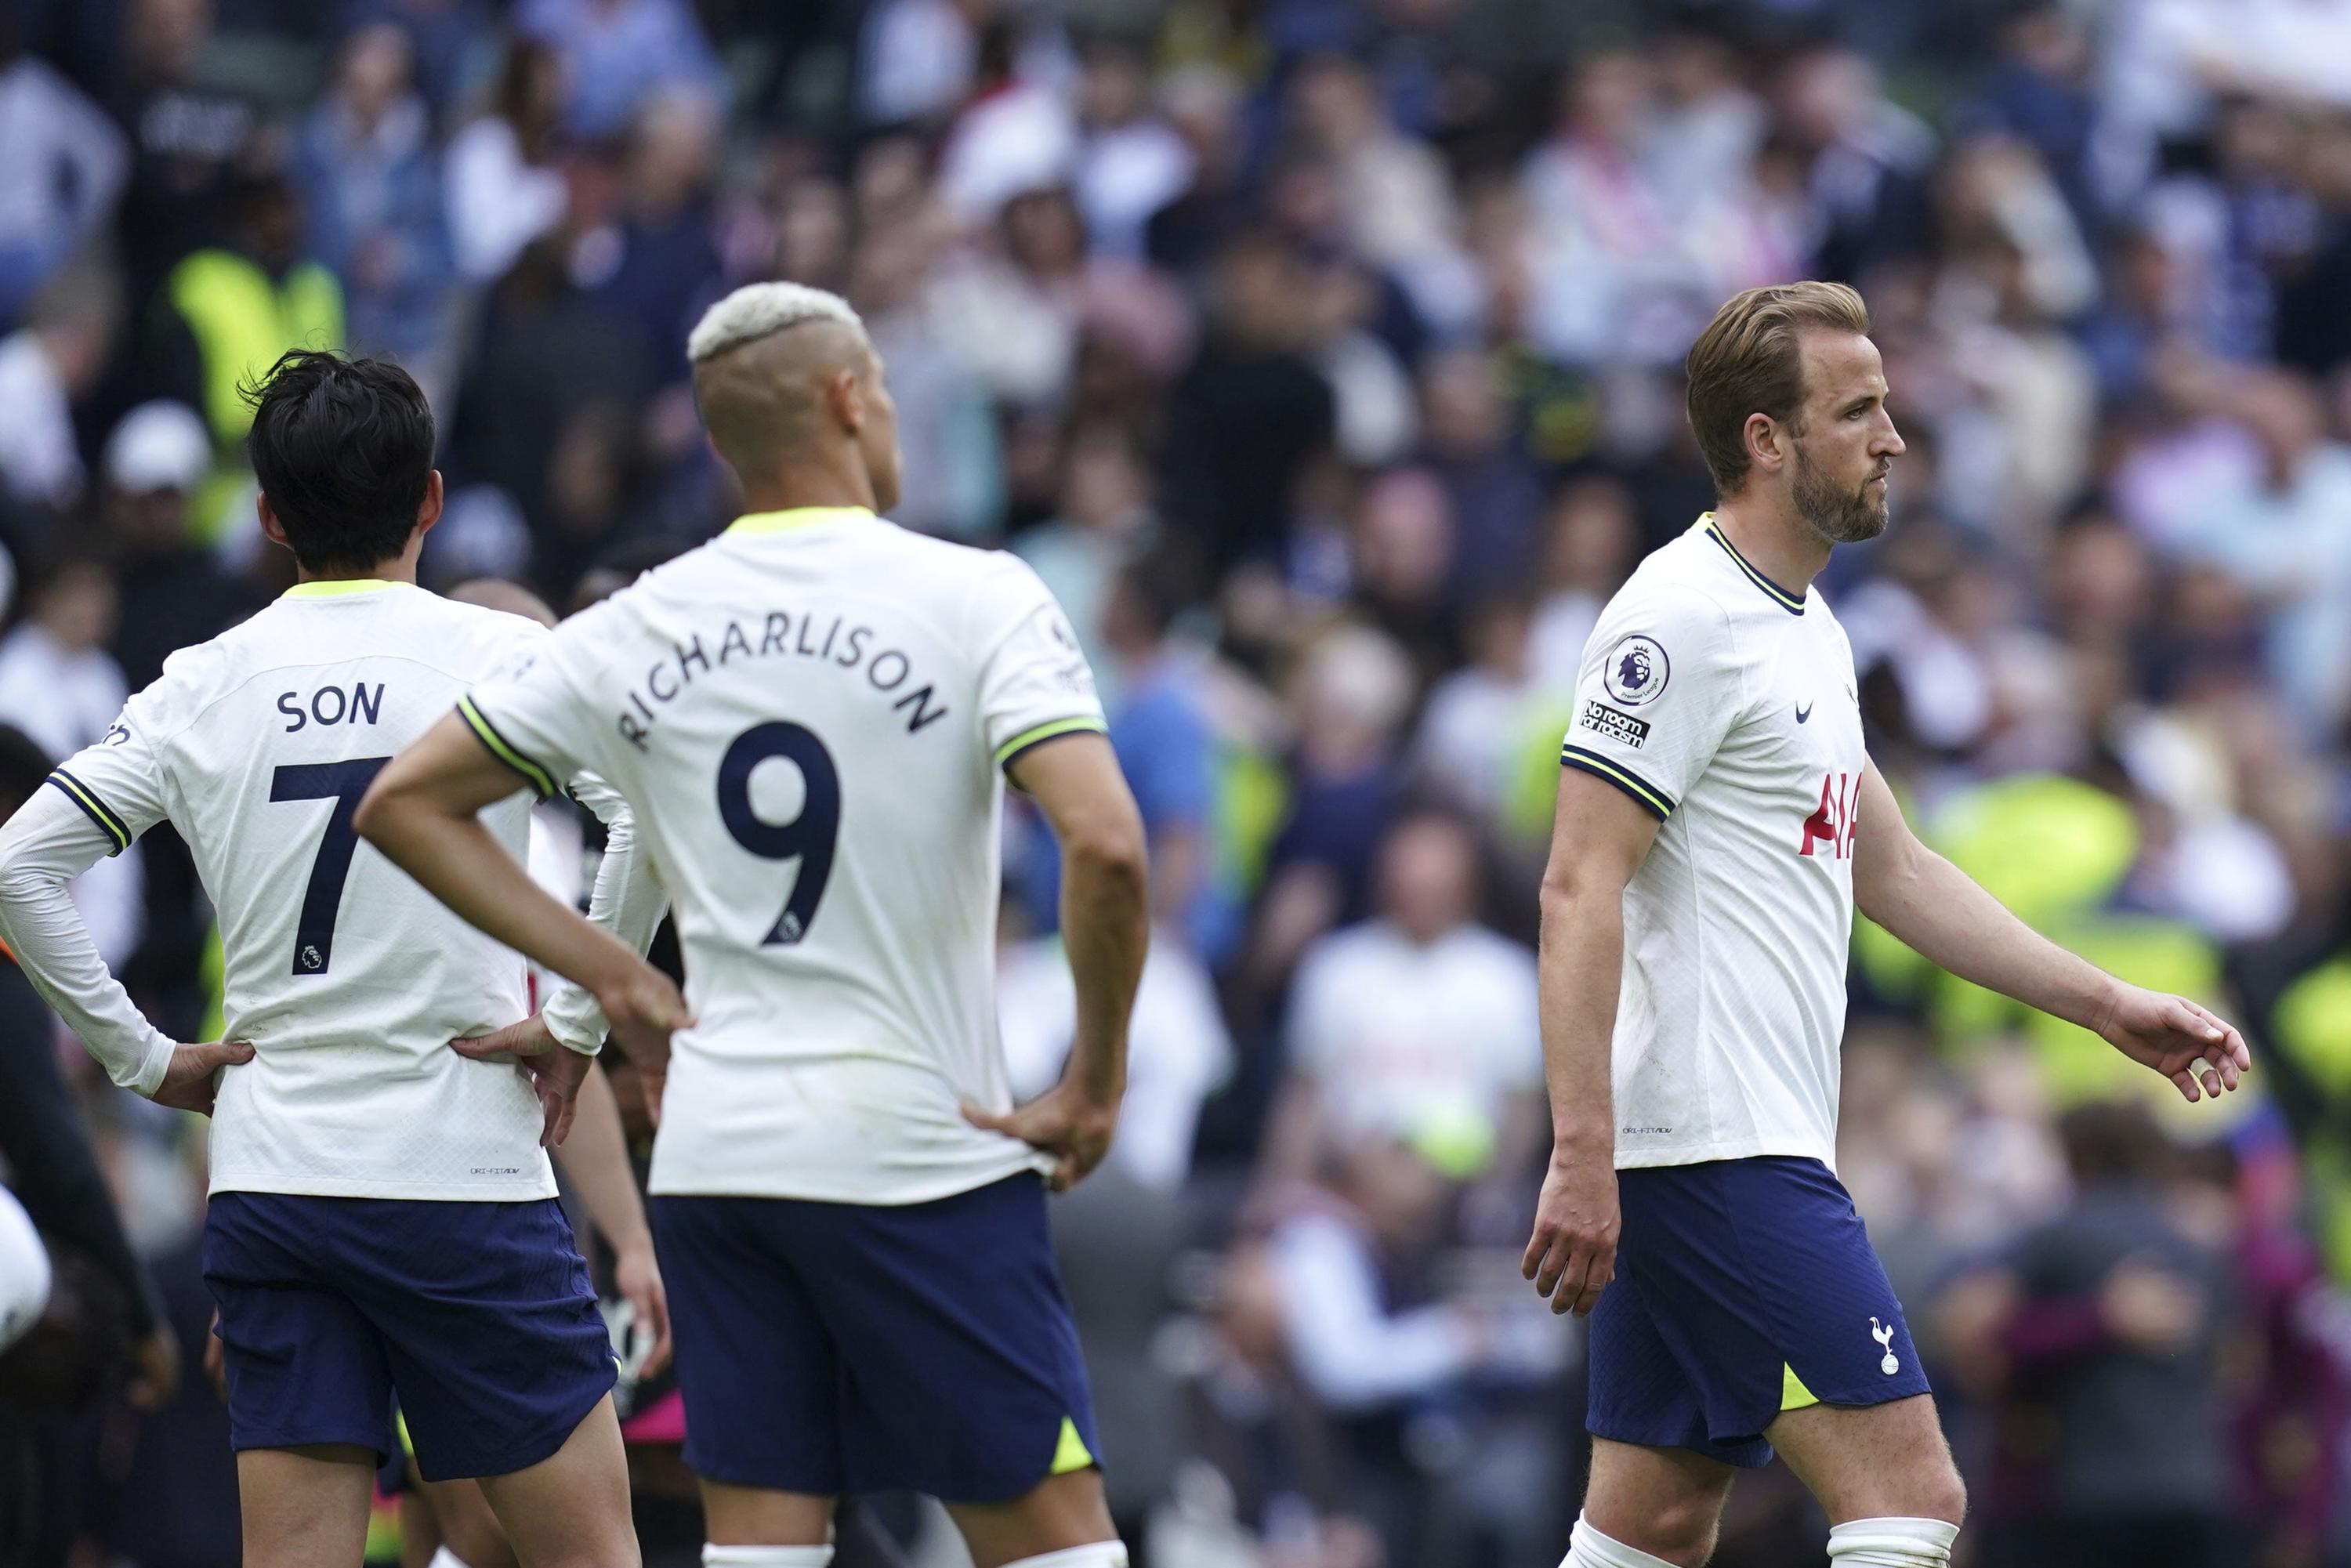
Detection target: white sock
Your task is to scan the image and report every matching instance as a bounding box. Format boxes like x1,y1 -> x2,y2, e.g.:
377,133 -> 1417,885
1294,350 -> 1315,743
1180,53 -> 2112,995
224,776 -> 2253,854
428,1551 -> 474,1568
701,1548 -> 834,1568
998,1544 -> 1129,1568
1826,1516 -> 1959,1566
1563,1514 -> 1683,1568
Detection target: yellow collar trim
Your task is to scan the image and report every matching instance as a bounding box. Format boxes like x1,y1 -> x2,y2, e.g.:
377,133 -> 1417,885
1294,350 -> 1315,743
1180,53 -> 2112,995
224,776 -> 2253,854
282,578 -> 414,598
727,506 -> 874,536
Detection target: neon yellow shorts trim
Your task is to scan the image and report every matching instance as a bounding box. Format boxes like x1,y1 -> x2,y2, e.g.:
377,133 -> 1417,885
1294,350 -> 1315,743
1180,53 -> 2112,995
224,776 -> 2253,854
1780,1363 -> 1820,1412
1050,1415 -> 1095,1475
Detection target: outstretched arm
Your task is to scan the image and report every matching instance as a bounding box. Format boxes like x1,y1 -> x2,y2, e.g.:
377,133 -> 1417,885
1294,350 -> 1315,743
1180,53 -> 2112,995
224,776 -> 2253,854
355,713 -> 689,1075
1852,758 -> 2248,1101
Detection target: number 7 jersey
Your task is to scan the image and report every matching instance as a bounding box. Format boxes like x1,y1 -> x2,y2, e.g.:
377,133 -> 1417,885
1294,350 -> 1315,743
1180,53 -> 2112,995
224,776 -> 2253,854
459,507 -> 1107,1205
45,581 -> 565,1200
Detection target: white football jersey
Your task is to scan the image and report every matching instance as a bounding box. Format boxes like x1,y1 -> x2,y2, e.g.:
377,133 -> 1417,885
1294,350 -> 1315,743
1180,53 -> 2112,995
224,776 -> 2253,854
1562,516 -> 1867,1172
459,506 -> 1107,1205
42,581 -> 566,1200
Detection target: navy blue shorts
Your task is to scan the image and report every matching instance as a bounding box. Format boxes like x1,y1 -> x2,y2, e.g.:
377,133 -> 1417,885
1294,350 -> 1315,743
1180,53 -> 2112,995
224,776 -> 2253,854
652,1172 -> 1099,1501
201,1192 -> 616,1482
1588,1156 -> 1931,1468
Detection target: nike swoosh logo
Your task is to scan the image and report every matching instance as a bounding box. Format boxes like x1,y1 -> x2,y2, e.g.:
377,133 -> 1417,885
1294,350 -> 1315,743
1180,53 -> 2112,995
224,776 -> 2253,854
1795,702 -> 1813,723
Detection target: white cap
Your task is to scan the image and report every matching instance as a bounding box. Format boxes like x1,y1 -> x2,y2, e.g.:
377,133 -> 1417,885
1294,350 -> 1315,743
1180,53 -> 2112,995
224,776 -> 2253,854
103,401 -> 212,494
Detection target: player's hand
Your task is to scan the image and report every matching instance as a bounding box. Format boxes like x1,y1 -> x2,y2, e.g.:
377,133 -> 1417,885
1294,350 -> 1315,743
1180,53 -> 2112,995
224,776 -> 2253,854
451,1016 -> 593,1146
1523,1143 -> 1619,1317
962,1080 -> 1121,1193
614,1241 -> 672,1381
2092,983 -> 2251,1103
594,963 -> 690,1127
150,1040 -> 255,1115
125,1323 -> 181,1410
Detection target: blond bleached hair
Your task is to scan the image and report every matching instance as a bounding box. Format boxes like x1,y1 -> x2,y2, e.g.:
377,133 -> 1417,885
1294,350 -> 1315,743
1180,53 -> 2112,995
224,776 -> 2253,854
686,281 -> 865,364
1684,281 -> 1871,495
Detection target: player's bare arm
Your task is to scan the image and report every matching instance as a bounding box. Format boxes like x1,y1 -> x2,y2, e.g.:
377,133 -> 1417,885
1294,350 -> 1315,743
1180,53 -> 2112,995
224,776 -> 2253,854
354,713 -> 690,1081
1522,766 -> 1657,1318
963,731 -> 1149,1192
456,771 -> 668,1146
1850,757 -> 2249,1102
550,1063 -> 672,1378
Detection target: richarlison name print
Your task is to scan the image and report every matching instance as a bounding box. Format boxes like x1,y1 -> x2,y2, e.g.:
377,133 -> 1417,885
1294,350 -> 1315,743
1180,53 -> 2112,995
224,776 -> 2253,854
615,610 -> 947,751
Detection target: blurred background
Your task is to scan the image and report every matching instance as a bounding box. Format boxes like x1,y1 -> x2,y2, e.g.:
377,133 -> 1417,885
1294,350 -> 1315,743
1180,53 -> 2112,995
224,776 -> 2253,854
2,0 -> 2351,1564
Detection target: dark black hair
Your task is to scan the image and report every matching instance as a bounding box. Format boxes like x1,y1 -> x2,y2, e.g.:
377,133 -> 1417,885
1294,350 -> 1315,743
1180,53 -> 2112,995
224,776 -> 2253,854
241,349 -> 434,576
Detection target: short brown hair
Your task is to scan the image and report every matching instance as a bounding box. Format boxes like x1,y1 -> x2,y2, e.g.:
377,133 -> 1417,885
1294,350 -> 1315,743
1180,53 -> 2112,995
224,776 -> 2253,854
1684,281 -> 1871,495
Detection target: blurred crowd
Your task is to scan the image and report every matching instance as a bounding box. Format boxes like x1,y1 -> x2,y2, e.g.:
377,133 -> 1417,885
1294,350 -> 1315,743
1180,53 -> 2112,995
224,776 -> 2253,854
7,0 -> 2351,1564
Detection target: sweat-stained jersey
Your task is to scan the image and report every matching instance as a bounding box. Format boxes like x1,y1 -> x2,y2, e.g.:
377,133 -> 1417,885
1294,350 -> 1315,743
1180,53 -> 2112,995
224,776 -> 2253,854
22,582 -> 598,1200
1560,515 -> 1867,1173
456,506 -> 1108,1206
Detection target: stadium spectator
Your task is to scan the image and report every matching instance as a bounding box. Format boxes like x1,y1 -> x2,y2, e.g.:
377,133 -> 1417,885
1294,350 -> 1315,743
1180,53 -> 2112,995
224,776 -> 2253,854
0,267 -> 114,517
292,24 -> 455,392
1265,809 -> 1541,1190
142,168 -> 342,547
105,0 -> 260,305
1071,32 -> 1193,263
513,0 -> 721,143
0,18 -> 125,324
98,400 -> 263,695
1954,1101 -> 2237,1566
444,38 -> 571,286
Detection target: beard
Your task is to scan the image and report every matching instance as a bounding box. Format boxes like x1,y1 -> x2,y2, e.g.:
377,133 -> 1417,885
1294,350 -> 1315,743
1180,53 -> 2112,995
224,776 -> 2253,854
1791,441 -> 1889,545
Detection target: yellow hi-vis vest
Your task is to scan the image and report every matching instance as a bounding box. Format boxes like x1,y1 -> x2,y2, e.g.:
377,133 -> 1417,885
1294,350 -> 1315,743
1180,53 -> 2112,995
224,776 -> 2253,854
167,248 -> 345,445
165,249 -> 344,541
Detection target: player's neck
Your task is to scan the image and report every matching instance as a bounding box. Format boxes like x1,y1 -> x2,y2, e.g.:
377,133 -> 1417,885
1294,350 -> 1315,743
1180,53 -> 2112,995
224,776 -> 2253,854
293,552 -> 419,589
1708,496 -> 1831,593
737,465 -> 877,517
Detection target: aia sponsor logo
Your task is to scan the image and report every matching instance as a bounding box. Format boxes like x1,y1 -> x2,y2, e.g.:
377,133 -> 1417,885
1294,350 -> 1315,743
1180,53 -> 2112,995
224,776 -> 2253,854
1800,772 -> 1860,859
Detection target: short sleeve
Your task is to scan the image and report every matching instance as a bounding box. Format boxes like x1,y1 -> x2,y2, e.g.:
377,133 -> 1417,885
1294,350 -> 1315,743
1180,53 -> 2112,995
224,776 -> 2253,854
458,632 -> 600,802
970,556 -> 1107,771
46,691 -> 174,856
1559,581 -> 1743,821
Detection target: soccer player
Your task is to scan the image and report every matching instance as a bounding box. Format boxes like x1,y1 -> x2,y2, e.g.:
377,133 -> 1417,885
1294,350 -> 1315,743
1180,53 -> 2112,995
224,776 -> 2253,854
0,351 -> 657,1568
1520,282 -> 2251,1568
353,281 -> 1150,1568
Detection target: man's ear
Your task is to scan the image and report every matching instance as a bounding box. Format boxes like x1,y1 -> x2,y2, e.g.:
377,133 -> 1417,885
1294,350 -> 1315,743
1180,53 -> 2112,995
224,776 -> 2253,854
828,367 -> 866,436
257,491 -> 290,553
415,469 -> 445,540
1745,412 -> 1787,477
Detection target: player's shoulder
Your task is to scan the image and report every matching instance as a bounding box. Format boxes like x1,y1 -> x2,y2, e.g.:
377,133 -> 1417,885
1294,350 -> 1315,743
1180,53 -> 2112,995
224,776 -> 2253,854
1595,531 -> 1743,646
867,522 -> 1046,600
134,606 -> 283,726
837,524 -> 1063,646
409,591 -> 555,670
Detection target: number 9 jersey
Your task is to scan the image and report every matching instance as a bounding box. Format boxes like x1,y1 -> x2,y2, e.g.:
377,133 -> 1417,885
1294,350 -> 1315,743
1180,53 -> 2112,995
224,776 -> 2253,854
458,507 -> 1108,1206
19,581 -> 596,1200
